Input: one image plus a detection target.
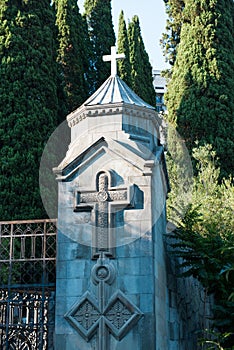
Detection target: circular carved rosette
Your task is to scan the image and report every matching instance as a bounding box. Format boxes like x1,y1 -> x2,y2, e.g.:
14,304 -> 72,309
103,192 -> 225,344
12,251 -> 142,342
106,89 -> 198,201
96,266 -> 109,280
97,191 -> 108,202
91,260 -> 116,285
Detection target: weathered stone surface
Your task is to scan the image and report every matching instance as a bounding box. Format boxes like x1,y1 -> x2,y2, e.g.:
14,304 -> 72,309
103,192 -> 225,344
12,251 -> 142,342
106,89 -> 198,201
53,56 -> 211,349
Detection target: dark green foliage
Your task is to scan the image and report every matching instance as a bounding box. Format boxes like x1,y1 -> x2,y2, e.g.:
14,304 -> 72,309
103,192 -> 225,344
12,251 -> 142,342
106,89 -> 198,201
55,0 -> 91,113
128,15 -> 155,106
84,0 -> 115,91
161,0 -> 185,65
116,13 -> 155,105
167,144 -> 234,347
165,0 -> 234,177
164,0 -> 234,342
169,207 -> 234,347
0,0 -> 59,220
117,10 -> 131,86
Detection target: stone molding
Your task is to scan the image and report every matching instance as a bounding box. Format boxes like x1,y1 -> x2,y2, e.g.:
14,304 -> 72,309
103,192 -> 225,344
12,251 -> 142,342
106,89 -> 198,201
53,137 -> 158,181
67,103 -> 160,129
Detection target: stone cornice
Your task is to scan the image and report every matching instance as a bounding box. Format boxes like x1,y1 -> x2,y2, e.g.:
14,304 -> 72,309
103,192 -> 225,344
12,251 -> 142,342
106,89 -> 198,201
67,102 -> 160,129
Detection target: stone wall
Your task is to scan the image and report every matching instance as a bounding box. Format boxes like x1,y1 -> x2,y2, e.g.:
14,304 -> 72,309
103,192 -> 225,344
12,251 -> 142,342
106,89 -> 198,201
166,253 -> 213,350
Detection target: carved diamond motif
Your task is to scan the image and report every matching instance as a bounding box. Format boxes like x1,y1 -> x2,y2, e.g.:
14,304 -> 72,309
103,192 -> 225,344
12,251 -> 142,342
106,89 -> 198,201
65,290 -> 143,343
104,290 -> 143,340
73,300 -> 100,330
64,292 -> 100,341
105,299 -> 132,329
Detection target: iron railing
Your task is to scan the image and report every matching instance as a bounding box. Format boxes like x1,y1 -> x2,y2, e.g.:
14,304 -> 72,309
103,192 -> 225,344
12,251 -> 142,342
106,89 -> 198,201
0,219 -> 57,350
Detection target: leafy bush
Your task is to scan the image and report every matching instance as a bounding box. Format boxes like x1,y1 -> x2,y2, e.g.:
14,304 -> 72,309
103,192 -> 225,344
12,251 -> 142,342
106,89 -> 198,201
167,144 -> 234,348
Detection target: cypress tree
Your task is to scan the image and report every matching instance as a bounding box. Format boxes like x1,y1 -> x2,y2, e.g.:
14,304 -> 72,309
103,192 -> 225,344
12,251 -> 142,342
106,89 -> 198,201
84,0 -> 115,90
161,0 -> 185,66
165,0 -> 234,177
0,0 -> 59,220
117,10 -> 131,86
55,0 -> 90,113
128,15 -> 155,106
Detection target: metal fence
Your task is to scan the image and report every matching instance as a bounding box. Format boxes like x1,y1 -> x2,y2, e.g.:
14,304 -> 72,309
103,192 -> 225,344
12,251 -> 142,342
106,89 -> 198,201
0,219 -> 57,350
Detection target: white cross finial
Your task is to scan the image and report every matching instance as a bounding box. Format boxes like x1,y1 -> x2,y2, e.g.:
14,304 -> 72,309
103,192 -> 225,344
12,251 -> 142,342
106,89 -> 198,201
103,46 -> 125,77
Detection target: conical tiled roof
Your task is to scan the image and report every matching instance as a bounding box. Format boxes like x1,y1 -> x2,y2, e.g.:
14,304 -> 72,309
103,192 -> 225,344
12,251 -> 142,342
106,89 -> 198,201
83,75 -> 155,110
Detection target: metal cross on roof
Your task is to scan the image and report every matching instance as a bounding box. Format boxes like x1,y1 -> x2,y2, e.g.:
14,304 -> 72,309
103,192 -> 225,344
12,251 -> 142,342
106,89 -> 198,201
103,46 -> 125,77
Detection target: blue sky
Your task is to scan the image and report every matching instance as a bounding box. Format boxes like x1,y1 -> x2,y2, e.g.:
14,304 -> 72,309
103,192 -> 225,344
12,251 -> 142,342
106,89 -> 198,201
78,0 -> 169,70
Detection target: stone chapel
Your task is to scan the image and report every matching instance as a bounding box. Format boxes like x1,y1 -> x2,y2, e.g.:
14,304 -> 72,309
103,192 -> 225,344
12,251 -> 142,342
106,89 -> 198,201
53,47 -> 210,350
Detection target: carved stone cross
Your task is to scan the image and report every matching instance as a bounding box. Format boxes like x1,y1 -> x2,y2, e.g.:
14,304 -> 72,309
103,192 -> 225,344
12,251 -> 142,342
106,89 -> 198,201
74,172 -> 133,258
103,46 -> 125,77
